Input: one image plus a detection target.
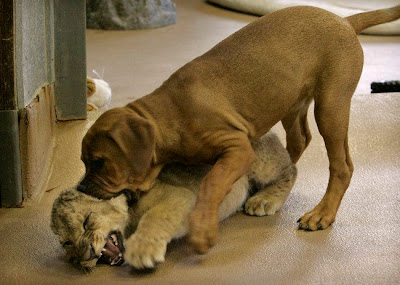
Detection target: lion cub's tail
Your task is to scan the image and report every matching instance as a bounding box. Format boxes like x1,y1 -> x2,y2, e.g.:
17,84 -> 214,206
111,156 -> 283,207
345,5 -> 400,35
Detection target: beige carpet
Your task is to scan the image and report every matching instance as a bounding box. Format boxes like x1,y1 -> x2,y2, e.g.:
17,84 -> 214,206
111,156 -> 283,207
1,1 -> 399,284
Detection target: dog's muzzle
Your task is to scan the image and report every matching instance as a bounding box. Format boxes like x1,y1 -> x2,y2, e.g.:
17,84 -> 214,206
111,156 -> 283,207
77,178 -> 117,200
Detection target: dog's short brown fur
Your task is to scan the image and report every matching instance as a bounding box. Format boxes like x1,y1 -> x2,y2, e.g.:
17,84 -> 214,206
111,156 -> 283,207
80,6 -> 400,253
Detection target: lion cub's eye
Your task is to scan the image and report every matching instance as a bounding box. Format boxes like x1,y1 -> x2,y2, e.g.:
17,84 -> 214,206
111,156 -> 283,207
83,213 -> 91,230
62,241 -> 72,247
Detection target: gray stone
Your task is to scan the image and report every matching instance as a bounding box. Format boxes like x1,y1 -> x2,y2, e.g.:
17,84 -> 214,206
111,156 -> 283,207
86,0 -> 176,30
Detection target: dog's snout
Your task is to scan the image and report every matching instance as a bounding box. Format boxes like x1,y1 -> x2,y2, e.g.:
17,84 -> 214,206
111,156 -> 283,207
77,178 -> 118,200
122,189 -> 139,206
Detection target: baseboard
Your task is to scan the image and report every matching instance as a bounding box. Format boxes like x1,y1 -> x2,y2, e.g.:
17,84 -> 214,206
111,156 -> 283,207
19,85 -> 56,201
0,110 -> 23,207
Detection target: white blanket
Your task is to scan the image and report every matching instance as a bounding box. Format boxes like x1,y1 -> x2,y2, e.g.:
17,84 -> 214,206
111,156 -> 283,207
208,0 -> 400,35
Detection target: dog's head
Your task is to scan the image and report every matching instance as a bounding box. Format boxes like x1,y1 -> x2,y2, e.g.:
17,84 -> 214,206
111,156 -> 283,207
79,107 -> 156,199
50,189 -> 130,269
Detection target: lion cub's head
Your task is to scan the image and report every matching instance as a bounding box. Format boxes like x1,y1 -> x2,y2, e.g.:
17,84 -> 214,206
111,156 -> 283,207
51,189 -> 129,269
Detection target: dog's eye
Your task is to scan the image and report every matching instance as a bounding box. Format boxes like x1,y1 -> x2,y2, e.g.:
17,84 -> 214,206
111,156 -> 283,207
92,158 -> 104,169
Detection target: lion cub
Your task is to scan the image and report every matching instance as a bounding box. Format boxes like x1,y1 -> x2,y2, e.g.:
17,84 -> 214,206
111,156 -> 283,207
51,132 -> 296,270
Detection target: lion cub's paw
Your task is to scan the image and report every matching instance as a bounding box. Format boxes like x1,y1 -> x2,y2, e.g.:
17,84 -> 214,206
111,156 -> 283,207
124,234 -> 167,269
245,194 -> 285,216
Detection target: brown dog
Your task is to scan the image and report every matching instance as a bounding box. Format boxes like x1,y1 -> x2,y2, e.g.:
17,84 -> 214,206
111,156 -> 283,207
79,6 -> 400,253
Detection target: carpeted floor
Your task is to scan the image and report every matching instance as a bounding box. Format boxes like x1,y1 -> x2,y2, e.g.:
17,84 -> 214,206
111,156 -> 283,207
0,1 -> 399,284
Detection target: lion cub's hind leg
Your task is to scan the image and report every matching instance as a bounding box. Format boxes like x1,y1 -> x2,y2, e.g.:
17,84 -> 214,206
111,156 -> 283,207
245,133 -> 297,216
245,167 -> 296,216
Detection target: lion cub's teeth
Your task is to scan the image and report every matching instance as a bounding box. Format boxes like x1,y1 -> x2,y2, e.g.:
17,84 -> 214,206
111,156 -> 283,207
102,248 -> 106,252
110,234 -> 118,246
118,253 -> 122,257
110,258 -> 120,266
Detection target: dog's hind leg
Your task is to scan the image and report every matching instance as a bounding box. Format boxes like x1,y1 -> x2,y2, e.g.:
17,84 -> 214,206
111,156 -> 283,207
282,98 -> 313,164
298,78 -> 357,231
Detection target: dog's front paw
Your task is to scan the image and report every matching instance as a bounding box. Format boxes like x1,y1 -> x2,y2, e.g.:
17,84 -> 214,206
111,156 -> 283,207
245,194 -> 285,216
297,206 -> 335,231
188,206 -> 219,254
124,234 -> 167,269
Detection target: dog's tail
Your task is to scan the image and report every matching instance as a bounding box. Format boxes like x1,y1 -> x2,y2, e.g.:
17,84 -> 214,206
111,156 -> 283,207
345,5 -> 400,34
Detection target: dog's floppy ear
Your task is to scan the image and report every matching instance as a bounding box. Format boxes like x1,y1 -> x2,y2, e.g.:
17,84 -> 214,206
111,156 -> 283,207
109,112 -> 156,177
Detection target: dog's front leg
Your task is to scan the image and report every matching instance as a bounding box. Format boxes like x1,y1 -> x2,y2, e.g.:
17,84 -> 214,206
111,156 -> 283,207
189,134 -> 255,253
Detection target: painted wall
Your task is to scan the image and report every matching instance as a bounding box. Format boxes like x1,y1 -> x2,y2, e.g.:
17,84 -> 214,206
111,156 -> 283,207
14,0 -> 86,120
15,0 -> 54,109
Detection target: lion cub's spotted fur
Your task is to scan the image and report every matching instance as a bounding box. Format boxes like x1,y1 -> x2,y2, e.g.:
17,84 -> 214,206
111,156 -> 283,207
51,132 -> 296,270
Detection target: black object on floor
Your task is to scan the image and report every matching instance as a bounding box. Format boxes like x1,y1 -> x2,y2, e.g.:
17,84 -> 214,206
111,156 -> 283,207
371,80 -> 400,93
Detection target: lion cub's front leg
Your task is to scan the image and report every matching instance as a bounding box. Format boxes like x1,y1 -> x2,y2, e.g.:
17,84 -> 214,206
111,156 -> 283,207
124,186 -> 195,269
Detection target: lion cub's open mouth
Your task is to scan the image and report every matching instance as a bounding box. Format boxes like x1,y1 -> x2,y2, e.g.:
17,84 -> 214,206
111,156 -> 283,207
98,231 -> 125,266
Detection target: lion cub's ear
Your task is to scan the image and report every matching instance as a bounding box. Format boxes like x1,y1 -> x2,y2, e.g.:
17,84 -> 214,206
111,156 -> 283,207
109,194 -> 129,211
109,112 -> 156,177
